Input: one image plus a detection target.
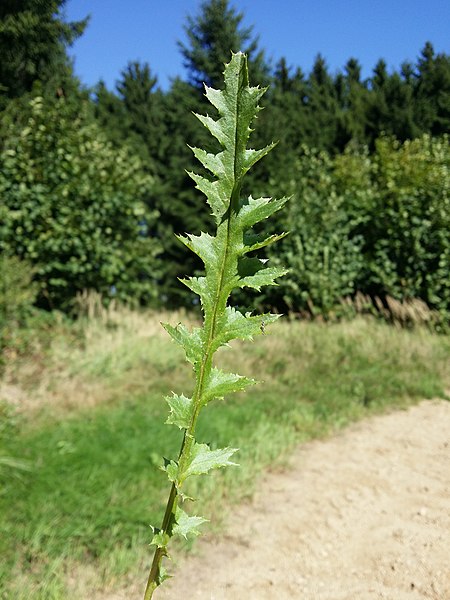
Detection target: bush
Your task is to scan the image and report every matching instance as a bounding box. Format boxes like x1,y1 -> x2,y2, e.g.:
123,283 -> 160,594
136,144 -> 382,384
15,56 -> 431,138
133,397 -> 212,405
264,146 -> 366,317
0,255 -> 37,325
264,136 -> 449,320
366,135 -> 449,315
0,255 -> 38,353
0,94 -> 161,310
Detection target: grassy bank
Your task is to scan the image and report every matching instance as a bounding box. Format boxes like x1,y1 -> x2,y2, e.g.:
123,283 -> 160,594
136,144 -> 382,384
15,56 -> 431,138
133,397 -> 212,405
1,309 -> 449,599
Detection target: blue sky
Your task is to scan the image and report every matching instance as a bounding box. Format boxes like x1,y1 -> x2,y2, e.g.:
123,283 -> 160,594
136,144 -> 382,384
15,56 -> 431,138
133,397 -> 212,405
65,0 -> 450,91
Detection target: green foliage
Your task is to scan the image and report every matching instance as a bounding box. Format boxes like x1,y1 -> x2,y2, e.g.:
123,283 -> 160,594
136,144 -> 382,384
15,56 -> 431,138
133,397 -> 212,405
366,135 -> 450,315
95,61 -> 167,171
0,94 -> 161,310
0,256 -> 39,357
264,147 -> 367,316
0,255 -> 37,327
1,0 -> 448,319
0,0 -> 88,106
365,59 -> 419,145
144,53 -> 287,597
264,136 -> 449,320
414,42 -> 450,136
143,78 -> 212,307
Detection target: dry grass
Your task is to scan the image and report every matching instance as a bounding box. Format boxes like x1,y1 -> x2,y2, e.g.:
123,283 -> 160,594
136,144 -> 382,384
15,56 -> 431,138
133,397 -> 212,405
2,302 -> 448,423
1,301 -> 197,420
342,292 -> 443,328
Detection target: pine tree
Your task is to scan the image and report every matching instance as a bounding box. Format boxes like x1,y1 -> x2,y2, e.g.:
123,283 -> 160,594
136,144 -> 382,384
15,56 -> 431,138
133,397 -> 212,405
335,58 -> 369,149
303,54 -> 340,151
0,0 -> 88,107
115,62 -> 168,166
366,59 -> 418,144
414,42 -> 450,135
260,58 -> 308,188
178,0 -> 268,91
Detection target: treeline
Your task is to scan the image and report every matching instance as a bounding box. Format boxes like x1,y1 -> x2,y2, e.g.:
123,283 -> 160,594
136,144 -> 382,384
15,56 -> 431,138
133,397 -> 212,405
1,0 -> 449,322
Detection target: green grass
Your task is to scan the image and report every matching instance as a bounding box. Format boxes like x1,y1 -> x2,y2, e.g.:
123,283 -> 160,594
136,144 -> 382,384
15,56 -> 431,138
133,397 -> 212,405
1,312 -> 449,598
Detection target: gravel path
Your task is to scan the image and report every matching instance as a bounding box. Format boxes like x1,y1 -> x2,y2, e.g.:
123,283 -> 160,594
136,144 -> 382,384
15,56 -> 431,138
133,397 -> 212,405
105,400 -> 450,600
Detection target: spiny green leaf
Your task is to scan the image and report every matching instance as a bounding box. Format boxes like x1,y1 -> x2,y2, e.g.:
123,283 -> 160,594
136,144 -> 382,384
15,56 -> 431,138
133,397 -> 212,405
179,276 -> 214,313
165,393 -> 193,430
148,53 -> 287,595
162,460 -> 179,484
235,257 -> 288,291
238,195 -> 289,229
242,230 -> 288,254
238,266 -> 288,291
242,145 -> 276,173
162,322 -> 203,366
176,231 -> 219,270
190,53 -> 269,223
172,507 -> 208,540
195,113 -> 228,146
214,307 -> 281,348
187,172 -> 228,219
189,146 -> 227,179
150,530 -> 170,549
157,566 -> 171,585
181,442 -> 239,482
202,367 -> 256,404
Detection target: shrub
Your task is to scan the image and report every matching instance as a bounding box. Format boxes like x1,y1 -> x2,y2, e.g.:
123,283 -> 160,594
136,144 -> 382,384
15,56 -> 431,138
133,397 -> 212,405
264,136 -> 449,320
0,95 -> 161,310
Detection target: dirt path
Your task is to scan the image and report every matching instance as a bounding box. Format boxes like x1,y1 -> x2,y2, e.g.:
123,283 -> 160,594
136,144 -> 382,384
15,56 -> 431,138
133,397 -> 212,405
112,400 -> 450,600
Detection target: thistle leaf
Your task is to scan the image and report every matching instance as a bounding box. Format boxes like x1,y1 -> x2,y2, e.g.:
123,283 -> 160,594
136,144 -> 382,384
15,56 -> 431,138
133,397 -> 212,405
180,442 -> 238,483
202,367 -> 256,404
150,530 -> 170,549
189,146 -> 227,179
238,195 -> 289,229
195,113 -> 229,146
214,307 -> 281,348
188,172 -> 228,219
179,276 -> 214,314
162,322 -> 203,366
162,460 -> 179,484
242,230 -> 288,254
172,507 -> 208,540
176,231 -> 219,272
236,257 -> 288,291
158,566 -> 171,584
242,145 -> 276,173
165,393 -> 194,430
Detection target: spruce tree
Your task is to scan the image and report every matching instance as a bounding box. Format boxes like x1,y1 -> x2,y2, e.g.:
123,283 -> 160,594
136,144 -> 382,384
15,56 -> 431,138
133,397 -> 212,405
178,0 -> 268,91
304,54 -> 340,151
261,58 -> 308,189
0,0 -> 87,107
335,58 -> 369,149
115,62 -> 167,165
94,81 -> 131,150
414,42 -> 450,135
366,59 -> 418,144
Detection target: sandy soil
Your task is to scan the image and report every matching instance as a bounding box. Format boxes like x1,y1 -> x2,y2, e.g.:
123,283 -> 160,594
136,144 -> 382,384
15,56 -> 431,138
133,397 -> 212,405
109,400 -> 450,600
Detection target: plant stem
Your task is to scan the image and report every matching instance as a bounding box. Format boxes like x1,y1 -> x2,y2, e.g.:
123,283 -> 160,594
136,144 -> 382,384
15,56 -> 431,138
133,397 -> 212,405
143,480 -> 178,600
143,232 -> 234,598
